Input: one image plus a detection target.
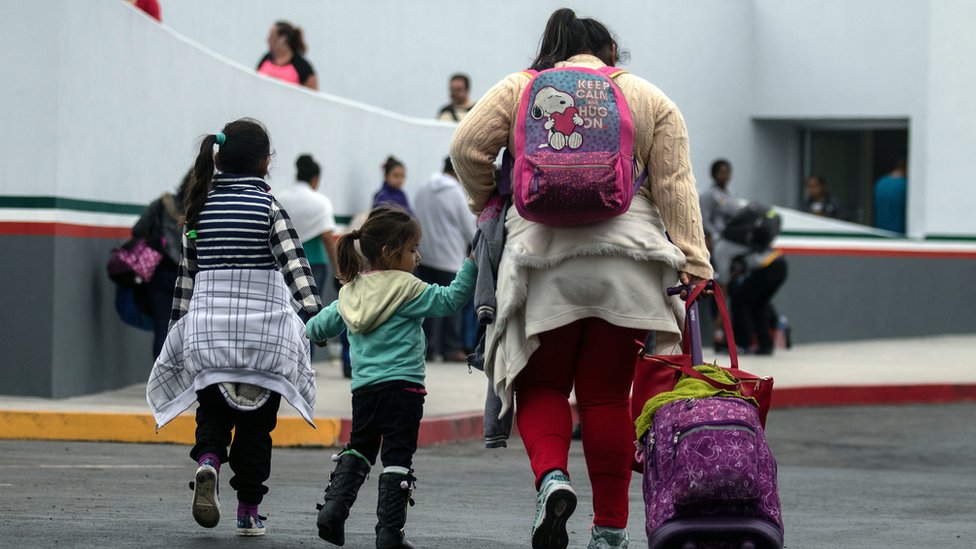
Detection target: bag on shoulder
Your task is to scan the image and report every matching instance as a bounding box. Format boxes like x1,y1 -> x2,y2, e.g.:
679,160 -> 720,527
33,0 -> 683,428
107,237 -> 164,287
722,202 -> 782,248
510,66 -> 646,226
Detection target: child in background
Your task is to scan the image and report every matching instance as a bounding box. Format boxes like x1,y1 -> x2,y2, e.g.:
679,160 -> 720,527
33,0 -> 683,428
146,118 -> 322,537
306,207 -> 476,549
371,156 -> 412,215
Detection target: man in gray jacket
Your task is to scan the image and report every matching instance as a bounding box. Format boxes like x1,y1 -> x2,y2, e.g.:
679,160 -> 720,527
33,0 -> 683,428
412,157 -> 477,362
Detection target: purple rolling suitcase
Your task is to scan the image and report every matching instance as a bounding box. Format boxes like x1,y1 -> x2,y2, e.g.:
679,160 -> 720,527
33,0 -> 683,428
641,286 -> 784,549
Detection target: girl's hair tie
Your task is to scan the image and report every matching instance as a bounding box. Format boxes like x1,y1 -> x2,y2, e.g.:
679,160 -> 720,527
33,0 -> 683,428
350,230 -> 361,240
215,132 -> 226,145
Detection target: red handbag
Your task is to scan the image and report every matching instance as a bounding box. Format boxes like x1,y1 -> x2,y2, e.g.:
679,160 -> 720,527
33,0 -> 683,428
631,280 -> 774,471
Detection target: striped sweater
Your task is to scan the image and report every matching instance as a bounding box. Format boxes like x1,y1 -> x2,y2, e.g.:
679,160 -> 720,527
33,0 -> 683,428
170,174 -> 322,322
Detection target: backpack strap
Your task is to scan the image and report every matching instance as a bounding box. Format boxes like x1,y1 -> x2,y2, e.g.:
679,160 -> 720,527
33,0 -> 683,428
497,70 -> 538,195
634,167 -> 649,193
497,149 -> 514,196
598,66 -> 627,79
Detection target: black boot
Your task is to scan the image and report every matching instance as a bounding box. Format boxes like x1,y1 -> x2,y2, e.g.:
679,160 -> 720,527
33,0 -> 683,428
375,471 -> 416,549
316,452 -> 371,546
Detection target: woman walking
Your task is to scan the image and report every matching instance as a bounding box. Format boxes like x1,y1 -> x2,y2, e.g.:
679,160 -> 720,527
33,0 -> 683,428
450,9 -> 712,548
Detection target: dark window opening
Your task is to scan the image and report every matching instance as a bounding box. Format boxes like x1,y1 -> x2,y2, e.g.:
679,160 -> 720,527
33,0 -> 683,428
800,127 -> 908,227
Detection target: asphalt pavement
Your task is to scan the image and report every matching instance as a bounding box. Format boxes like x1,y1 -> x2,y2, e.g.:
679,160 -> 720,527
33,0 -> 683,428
2,403 -> 974,549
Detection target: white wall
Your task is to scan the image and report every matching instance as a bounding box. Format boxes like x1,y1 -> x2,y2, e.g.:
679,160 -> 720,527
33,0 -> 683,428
0,2 -> 61,201
2,1 -> 457,217
923,0 -> 976,237
3,0 -> 975,237
751,0 -> 929,117
160,0 -> 755,203
159,0 -> 976,238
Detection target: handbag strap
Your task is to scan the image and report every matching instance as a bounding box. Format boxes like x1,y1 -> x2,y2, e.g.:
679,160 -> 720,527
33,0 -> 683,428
641,355 -> 740,391
680,280 -> 740,370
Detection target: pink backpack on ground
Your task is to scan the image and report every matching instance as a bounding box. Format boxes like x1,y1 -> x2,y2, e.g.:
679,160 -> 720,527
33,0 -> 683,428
510,65 -> 646,226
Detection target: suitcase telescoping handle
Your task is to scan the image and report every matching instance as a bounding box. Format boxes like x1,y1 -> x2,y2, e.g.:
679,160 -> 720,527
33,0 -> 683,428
666,280 -> 740,371
666,281 -> 713,366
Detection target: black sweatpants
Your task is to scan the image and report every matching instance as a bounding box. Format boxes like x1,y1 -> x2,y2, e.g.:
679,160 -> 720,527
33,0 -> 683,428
729,257 -> 788,353
190,384 -> 281,505
348,381 -> 425,469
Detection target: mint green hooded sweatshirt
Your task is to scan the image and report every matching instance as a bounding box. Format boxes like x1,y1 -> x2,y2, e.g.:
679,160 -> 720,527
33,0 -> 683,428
306,259 -> 476,391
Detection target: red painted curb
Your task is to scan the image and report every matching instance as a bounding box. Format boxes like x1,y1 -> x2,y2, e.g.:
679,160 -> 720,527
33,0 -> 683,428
332,384 -> 976,449
772,384 -> 976,408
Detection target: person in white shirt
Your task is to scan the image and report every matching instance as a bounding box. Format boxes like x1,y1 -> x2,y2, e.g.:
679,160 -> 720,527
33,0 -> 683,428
274,154 -> 339,359
412,157 -> 477,361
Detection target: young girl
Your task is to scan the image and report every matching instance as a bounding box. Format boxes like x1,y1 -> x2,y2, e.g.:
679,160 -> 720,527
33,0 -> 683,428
371,155 -> 412,215
146,118 -> 322,537
306,207 -> 476,549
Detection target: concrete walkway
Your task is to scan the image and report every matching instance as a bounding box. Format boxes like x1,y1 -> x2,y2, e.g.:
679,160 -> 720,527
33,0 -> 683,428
1,334 -> 974,446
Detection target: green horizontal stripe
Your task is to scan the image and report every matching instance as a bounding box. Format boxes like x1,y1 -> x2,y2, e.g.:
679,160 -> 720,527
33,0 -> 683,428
783,231 -> 976,242
924,234 -> 976,242
780,230 -> 891,240
0,196 -> 145,215
0,196 -> 359,225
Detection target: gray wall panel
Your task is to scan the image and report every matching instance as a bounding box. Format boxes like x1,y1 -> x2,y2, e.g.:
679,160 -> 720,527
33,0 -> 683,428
50,236 -> 152,398
0,236 -> 54,396
769,255 -> 976,344
3,234 -> 974,397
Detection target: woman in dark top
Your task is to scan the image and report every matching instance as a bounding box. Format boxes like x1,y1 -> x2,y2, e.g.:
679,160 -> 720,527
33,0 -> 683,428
371,156 -> 412,215
256,21 -> 318,90
131,170 -> 190,358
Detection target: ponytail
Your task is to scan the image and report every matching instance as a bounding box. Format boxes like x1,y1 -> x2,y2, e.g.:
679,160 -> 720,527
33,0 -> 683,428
183,134 -> 218,229
335,230 -> 364,285
530,8 -> 623,71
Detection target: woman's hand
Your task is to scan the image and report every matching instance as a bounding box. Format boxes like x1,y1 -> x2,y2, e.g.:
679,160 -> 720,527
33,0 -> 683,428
677,271 -> 712,299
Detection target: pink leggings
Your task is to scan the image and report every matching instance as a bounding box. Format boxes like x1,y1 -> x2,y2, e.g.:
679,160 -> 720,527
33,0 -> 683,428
514,318 -> 647,529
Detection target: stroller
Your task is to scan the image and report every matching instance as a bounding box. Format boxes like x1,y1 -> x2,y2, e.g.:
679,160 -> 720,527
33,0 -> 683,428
637,284 -> 784,549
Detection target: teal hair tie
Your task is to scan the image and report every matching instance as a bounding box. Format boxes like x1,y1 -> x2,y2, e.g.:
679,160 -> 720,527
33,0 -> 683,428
187,229 -> 198,240
215,132 -> 226,145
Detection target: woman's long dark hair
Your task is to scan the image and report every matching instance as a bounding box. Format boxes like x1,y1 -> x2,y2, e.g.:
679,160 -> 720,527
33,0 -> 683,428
335,207 -> 421,284
182,118 -> 271,229
530,8 -> 625,71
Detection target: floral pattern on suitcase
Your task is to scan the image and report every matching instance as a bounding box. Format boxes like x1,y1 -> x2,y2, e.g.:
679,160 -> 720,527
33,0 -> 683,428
643,397 -> 784,538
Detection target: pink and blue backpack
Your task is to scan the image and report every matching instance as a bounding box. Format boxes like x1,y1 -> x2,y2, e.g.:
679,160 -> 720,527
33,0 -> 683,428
506,65 -> 646,226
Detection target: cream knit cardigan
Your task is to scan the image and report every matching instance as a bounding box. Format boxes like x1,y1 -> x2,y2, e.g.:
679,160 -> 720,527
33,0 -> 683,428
451,54 -> 713,414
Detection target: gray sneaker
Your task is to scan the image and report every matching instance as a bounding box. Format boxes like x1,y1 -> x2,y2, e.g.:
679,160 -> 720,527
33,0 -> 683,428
588,526 -> 629,549
190,460 -> 220,528
531,471 -> 577,549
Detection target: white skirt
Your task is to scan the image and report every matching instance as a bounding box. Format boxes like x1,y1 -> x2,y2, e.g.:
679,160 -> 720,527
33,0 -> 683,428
146,268 -> 316,428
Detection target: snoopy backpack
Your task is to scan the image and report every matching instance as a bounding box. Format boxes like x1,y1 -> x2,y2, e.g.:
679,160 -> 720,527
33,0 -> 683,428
510,65 -> 644,226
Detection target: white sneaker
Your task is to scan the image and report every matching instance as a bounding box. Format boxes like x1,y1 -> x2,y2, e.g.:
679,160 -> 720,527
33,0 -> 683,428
588,525 -> 630,549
